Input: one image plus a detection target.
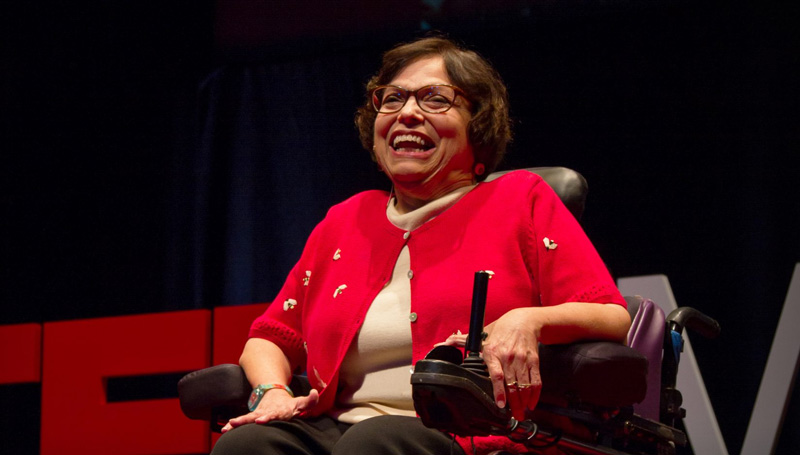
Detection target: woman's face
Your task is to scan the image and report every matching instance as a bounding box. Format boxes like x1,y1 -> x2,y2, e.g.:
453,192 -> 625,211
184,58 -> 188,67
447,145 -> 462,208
373,56 -> 474,196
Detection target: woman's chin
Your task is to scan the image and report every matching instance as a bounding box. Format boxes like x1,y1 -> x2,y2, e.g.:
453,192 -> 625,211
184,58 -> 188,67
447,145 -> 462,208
386,165 -> 435,184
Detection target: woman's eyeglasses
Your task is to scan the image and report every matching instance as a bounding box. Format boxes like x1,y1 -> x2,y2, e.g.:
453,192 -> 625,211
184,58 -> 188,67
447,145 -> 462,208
371,85 -> 466,114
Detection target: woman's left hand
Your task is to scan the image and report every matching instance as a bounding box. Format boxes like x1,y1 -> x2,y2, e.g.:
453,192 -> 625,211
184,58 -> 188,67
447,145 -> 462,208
438,307 -> 541,421
482,308 -> 542,421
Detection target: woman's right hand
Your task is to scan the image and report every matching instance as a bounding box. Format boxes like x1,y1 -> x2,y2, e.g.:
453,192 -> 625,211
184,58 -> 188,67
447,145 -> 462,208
221,388 -> 320,433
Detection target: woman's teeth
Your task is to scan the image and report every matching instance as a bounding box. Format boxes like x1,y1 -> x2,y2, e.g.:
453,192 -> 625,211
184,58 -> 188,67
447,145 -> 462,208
393,134 -> 432,151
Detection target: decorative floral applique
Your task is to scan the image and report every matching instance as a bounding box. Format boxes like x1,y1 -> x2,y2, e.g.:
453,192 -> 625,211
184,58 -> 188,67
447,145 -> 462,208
283,298 -> 297,311
333,284 -> 347,298
543,237 -> 558,250
303,270 -> 311,286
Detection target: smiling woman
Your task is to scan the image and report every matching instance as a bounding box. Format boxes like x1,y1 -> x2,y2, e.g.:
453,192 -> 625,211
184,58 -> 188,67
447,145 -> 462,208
371,57 -> 475,212
356,37 -> 512,184
211,36 -> 630,455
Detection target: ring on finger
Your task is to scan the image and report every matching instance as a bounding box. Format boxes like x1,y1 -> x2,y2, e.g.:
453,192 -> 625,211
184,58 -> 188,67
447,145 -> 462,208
506,381 -> 533,388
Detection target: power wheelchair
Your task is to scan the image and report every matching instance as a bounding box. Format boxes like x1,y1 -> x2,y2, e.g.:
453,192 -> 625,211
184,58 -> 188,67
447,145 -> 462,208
177,167 -> 720,454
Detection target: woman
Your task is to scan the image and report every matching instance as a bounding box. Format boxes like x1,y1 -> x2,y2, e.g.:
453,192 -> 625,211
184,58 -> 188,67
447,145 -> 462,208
211,36 -> 630,455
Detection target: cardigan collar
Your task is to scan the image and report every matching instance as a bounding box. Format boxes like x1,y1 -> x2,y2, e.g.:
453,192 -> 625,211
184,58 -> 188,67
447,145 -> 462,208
386,184 -> 477,232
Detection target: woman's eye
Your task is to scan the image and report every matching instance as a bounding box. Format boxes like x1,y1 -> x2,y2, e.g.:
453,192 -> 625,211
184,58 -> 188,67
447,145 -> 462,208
382,94 -> 405,105
423,96 -> 449,108
425,95 -> 448,103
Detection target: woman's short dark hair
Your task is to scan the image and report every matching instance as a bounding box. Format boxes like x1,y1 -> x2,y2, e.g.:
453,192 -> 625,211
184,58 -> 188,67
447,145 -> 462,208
355,36 -> 512,180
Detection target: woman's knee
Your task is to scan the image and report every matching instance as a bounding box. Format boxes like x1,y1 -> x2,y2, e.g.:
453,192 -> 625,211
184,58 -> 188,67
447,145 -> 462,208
211,423 -> 304,455
211,417 -> 345,455
212,424 -> 272,455
333,416 -> 461,455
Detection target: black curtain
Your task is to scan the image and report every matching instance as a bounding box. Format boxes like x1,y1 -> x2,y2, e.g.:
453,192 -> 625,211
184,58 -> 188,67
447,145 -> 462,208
168,51 -> 391,309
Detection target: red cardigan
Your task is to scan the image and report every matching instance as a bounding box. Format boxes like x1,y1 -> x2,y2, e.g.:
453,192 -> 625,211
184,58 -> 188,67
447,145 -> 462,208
249,170 -> 626,453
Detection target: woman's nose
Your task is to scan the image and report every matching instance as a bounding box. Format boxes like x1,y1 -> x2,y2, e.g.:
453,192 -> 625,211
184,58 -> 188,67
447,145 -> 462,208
397,96 -> 424,125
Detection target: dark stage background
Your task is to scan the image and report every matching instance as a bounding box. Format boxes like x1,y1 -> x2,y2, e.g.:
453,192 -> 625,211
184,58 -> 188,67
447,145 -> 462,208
2,1 -> 798,454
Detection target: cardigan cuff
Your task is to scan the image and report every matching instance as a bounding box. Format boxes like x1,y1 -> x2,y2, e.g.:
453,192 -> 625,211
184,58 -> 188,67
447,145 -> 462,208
249,319 -> 306,370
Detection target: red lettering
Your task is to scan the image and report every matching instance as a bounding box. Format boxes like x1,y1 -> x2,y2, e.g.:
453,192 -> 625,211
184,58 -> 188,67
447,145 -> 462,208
0,323 -> 41,384
40,310 -> 212,454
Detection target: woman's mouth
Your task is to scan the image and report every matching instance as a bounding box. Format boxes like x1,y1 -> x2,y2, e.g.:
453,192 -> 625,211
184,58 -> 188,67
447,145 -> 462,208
392,134 -> 434,153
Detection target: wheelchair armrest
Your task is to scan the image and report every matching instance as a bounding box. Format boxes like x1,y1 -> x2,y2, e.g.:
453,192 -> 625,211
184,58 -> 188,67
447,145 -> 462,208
178,364 -> 250,420
177,364 -> 312,422
539,341 -> 648,407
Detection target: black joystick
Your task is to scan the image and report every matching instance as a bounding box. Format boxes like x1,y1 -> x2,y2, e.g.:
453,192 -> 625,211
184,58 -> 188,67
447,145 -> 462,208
462,271 -> 491,377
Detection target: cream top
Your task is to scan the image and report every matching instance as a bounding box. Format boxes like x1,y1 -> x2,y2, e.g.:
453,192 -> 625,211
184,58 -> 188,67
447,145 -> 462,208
331,185 -> 475,423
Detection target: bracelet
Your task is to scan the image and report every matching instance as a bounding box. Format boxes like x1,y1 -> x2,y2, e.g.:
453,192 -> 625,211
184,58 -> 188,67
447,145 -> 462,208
248,383 -> 294,411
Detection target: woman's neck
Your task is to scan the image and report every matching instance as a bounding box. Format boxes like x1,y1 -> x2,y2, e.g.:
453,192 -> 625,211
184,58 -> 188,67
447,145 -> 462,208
393,176 -> 475,214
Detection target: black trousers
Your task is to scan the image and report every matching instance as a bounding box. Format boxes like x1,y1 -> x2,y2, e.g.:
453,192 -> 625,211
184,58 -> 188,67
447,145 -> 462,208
210,415 -> 466,455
